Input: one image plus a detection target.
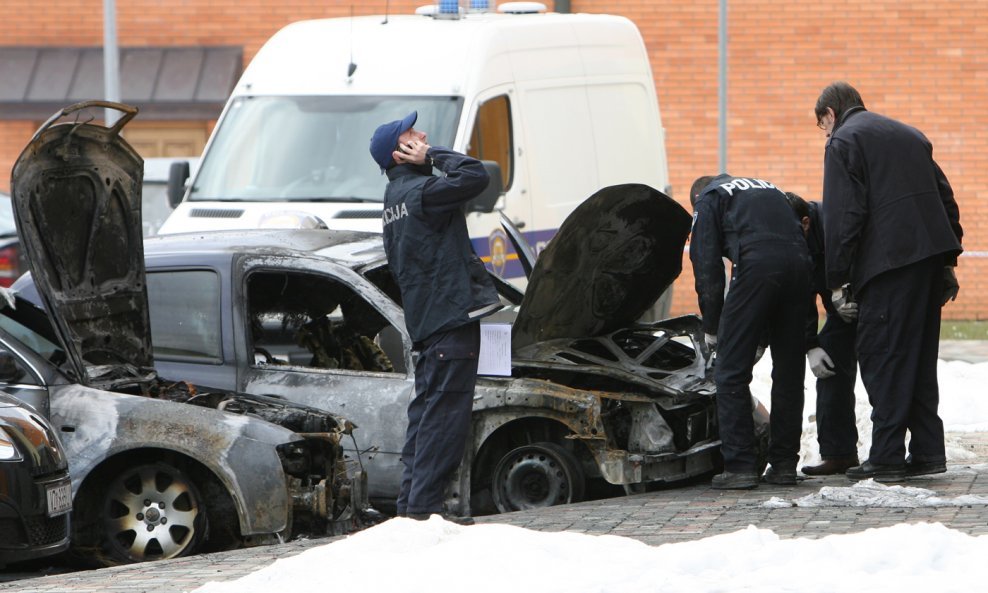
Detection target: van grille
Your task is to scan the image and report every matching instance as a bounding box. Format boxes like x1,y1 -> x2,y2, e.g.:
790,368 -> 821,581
190,208 -> 245,219
333,210 -> 382,219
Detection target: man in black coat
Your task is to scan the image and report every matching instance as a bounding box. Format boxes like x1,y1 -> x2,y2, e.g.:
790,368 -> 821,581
690,174 -> 811,489
785,193 -> 860,476
370,111 -> 502,522
816,81 -> 963,481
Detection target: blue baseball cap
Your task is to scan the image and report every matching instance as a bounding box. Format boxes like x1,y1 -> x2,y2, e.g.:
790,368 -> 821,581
369,111 -> 418,171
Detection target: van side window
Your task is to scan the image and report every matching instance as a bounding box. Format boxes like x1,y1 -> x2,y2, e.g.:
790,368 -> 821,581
467,95 -> 513,190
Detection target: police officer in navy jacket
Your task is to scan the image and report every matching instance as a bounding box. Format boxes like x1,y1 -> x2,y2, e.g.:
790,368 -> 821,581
816,81 -> 962,481
785,193 -> 860,476
370,111 -> 501,522
690,174 -> 811,489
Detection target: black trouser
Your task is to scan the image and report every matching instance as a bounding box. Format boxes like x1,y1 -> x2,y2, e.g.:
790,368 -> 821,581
856,255 -> 945,465
396,321 -> 480,515
715,248 -> 809,472
815,314 -> 858,459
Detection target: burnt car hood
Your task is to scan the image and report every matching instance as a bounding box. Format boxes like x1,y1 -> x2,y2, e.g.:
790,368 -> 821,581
512,183 -> 692,350
10,101 -> 151,384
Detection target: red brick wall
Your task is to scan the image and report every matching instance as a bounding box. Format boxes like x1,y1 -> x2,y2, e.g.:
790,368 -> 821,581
2,0 -> 985,318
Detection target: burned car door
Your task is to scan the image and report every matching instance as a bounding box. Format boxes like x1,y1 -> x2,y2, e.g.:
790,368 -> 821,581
234,255 -> 414,508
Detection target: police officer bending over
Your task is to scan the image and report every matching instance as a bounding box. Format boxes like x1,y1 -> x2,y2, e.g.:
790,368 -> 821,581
690,174 -> 811,489
369,111 -> 501,523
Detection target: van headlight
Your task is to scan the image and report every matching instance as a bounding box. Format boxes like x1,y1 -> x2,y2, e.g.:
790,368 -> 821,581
0,426 -> 23,461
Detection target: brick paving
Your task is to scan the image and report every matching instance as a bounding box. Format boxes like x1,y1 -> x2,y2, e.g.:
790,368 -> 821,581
2,341 -> 986,592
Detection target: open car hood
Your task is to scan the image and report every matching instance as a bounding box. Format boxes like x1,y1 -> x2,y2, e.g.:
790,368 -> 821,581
10,101 -> 151,384
512,184 -> 692,350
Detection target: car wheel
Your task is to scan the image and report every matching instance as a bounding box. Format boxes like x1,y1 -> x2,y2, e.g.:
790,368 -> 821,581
491,442 -> 585,513
96,462 -> 208,564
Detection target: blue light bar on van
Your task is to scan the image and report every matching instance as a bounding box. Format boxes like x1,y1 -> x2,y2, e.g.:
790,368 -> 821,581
438,0 -> 460,14
468,0 -> 491,11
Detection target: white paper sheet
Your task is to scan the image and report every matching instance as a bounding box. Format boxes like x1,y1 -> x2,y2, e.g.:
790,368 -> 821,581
477,323 -> 512,376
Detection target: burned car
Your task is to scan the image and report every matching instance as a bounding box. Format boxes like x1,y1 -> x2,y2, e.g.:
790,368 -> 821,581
0,392 -> 71,565
5,101 -> 366,566
17,165 -> 752,515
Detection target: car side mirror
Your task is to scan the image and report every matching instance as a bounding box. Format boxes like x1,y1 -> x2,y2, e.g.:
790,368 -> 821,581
166,161 -> 192,209
465,161 -> 504,214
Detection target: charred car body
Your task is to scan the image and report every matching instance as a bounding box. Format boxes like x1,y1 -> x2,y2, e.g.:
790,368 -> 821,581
5,102 -> 366,566
17,158 -> 750,515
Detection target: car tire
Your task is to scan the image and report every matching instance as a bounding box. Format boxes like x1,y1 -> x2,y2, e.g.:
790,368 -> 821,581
491,442 -> 585,513
89,461 -> 208,565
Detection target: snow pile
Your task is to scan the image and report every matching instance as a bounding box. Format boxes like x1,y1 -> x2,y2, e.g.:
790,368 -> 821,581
195,517 -> 988,593
750,356 -> 988,467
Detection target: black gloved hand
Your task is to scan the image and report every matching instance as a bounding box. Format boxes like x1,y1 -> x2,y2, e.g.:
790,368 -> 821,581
942,266 -> 959,306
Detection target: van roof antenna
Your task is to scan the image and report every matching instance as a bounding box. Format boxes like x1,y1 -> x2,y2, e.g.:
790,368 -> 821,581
382,0 -> 390,24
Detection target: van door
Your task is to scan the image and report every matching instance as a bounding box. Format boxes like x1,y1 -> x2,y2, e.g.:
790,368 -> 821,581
465,91 -> 531,284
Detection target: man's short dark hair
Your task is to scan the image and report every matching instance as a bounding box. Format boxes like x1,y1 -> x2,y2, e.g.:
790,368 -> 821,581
784,191 -> 810,220
690,175 -> 718,207
815,81 -> 865,127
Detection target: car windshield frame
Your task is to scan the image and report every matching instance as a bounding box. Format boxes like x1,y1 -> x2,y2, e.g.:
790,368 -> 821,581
189,95 -> 463,203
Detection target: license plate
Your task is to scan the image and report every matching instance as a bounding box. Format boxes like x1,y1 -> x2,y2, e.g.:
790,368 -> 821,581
46,481 -> 72,517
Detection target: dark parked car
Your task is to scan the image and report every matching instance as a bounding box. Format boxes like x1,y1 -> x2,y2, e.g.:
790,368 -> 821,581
15,181 -> 770,516
4,101 -> 368,567
0,392 -> 71,566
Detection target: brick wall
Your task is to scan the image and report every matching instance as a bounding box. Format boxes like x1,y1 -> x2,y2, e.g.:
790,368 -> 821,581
2,0 -> 985,318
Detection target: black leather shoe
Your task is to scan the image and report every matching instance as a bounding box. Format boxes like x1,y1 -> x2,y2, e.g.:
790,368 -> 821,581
406,512 -> 475,526
801,456 -> 859,476
763,463 -> 798,485
711,471 -> 759,490
845,460 -> 906,482
905,456 -> 947,477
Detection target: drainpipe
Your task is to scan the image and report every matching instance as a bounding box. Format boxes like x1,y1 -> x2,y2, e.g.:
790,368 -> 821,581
103,0 -> 121,126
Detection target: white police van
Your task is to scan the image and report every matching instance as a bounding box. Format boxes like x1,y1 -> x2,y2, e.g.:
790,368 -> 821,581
158,1 -> 670,285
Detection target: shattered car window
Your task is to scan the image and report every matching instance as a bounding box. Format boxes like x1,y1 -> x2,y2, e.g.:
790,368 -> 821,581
247,270 -> 403,373
147,270 -> 223,362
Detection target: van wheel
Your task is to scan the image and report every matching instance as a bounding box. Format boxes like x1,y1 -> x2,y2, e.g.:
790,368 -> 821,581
491,442 -> 585,513
91,462 -> 208,565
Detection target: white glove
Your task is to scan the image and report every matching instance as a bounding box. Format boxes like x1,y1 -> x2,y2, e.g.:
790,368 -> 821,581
807,347 -> 837,379
704,333 -> 718,350
831,285 -> 858,323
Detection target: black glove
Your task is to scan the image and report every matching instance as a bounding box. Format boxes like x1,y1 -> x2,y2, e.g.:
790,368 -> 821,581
942,266 -> 959,306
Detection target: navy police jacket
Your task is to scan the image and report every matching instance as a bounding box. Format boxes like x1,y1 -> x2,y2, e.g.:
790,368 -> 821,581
382,147 -> 501,345
802,200 -> 847,351
822,108 -> 963,291
690,174 -> 808,335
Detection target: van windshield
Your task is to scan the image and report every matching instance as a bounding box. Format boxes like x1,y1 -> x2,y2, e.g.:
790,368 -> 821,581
190,96 -> 462,203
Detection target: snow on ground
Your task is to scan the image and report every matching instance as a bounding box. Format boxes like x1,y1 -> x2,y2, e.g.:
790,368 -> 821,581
194,359 -> 988,593
763,474 -> 988,508
750,356 -> 988,468
195,517 -> 988,593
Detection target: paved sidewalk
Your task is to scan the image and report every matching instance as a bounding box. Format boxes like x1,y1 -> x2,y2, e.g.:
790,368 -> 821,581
3,458 -> 987,593
2,341 -> 985,592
